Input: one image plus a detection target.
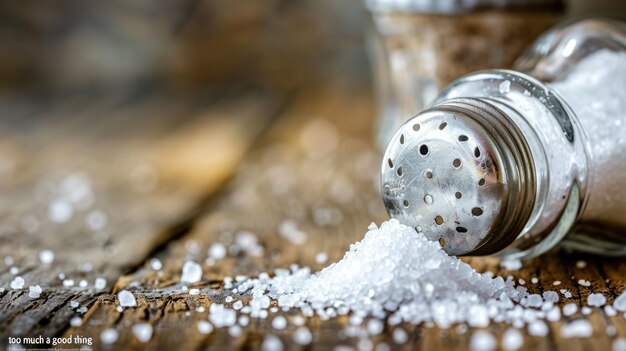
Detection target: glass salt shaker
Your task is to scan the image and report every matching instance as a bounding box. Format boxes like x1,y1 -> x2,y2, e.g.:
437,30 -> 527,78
380,19 -> 626,259
366,0 -> 564,150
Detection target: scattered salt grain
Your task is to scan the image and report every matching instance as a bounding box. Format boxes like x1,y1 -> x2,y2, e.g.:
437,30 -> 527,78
238,315 -> 250,327
578,279 -> 591,287
560,319 -> 593,338
77,306 -> 88,314
272,316 -> 287,330
604,306 -> 617,317
366,319 -> 384,335
470,331 -> 496,351
502,328 -> 523,351
528,321 -> 549,337
70,317 -> 83,327
85,210 -> 107,231
28,285 -> 42,298
10,267 -> 19,275
581,307 -> 592,315
587,293 -> 606,307
499,80 -> 511,94
132,323 -> 153,343
79,280 -> 88,288
197,321 -> 213,334
181,261 -> 202,283
10,276 -> 24,289
315,252 -> 329,265
614,290 -> 626,311
95,277 -> 107,290
543,291 -> 559,303
553,280 -> 561,286
209,304 -> 237,328
49,200 -> 73,223
39,250 -> 55,265
149,258 -> 162,271
293,327 -> 313,345
70,300 -> 80,308
500,259 -> 522,271
613,338 -> 626,351
100,328 -> 118,344
63,279 -> 74,287
189,288 -> 200,295
209,243 -> 227,260
228,325 -> 242,337
118,290 -> 137,307
262,335 -> 284,351
392,328 -> 408,344
576,260 -> 587,269
233,301 -> 244,310
531,277 -> 538,284
278,220 -> 307,245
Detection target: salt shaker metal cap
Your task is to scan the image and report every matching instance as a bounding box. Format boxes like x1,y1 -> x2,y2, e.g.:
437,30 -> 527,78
381,19 -> 626,258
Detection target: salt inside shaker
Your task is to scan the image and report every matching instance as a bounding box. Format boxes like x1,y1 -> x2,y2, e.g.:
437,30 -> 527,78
380,19 -> 626,259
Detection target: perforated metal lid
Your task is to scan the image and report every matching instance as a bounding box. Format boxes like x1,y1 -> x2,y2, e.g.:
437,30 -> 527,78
381,98 -> 535,255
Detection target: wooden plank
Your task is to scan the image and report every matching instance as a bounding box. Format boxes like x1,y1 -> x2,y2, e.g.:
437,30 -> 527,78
0,86 -> 288,342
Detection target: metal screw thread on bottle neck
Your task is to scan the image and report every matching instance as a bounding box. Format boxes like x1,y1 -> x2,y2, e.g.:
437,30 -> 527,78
381,97 -> 536,255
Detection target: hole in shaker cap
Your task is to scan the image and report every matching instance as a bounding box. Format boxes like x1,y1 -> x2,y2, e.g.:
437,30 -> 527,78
456,226 -> 468,233
478,178 -> 486,186
397,167 -> 403,176
458,135 -> 468,142
455,192 -> 462,199
400,134 -> 405,144
452,159 -> 462,168
403,199 -> 409,207
388,158 -> 393,169
419,144 -> 429,156
474,147 -> 481,158
425,170 -> 433,179
471,207 -> 483,216
435,216 -> 444,225
438,238 -> 446,247
439,122 -> 447,130
413,124 -> 420,131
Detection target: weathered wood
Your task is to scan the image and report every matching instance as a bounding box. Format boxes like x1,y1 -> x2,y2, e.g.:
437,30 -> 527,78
0,86 -> 288,343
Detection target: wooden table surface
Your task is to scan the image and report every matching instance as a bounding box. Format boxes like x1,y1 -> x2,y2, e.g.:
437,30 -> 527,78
0,79 -> 624,351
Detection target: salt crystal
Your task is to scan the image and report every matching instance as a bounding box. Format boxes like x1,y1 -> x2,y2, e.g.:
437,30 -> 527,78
70,301 -> 80,308
209,304 -> 237,327
228,325 -> 242,337
233,301 -> 244,310
28,285 -> 42,298
262,335 -> 284,351
272,316 -> 287,330
4,256 -> 14,265
197,321 -> 213,334
499,80 -> 511,94
181,261 -> 202,283
578,279 -> 591,287
293,327 -> 312,345
366,319 -> 384,335
470,331 -> 496,351
278,220 -> 307,245
528,321 -> 549,336
587,293 -> 606,307
581,307 -> 592,315
189,289 -> 200,295
197,306 -> 206,313
10,276 -> 24,289
576,260 -> 587,269
560,319 -> 593,338
70,317 -> 83,327
100,328 -> 118,344
132,323 -> 153,343
77,306 -> 88,313
10,267 -> 18,275
94,277 -> 107,290
209,243 -> 227,260
63,279 -> 74,287
553,281 -> 561,286
39,250 -> 55,265
531,277 -> 538,284
225,296 -> 233,303
49,200 -> 73,223
118,290 -> 137,307
85,210 -> 107,231
543,291 -> 559,303
315,252 -> 329,265
149,258 -> 162,271
79,280 -> 88,288
238,315 -> 249,327
392,328 -> 408,344
613,338 -> 626,351
614,290 -> 626,311
292,315 -> 305,326
605,305 -> 617,317
502,328 -> 523,351
500,259 -> 522,271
